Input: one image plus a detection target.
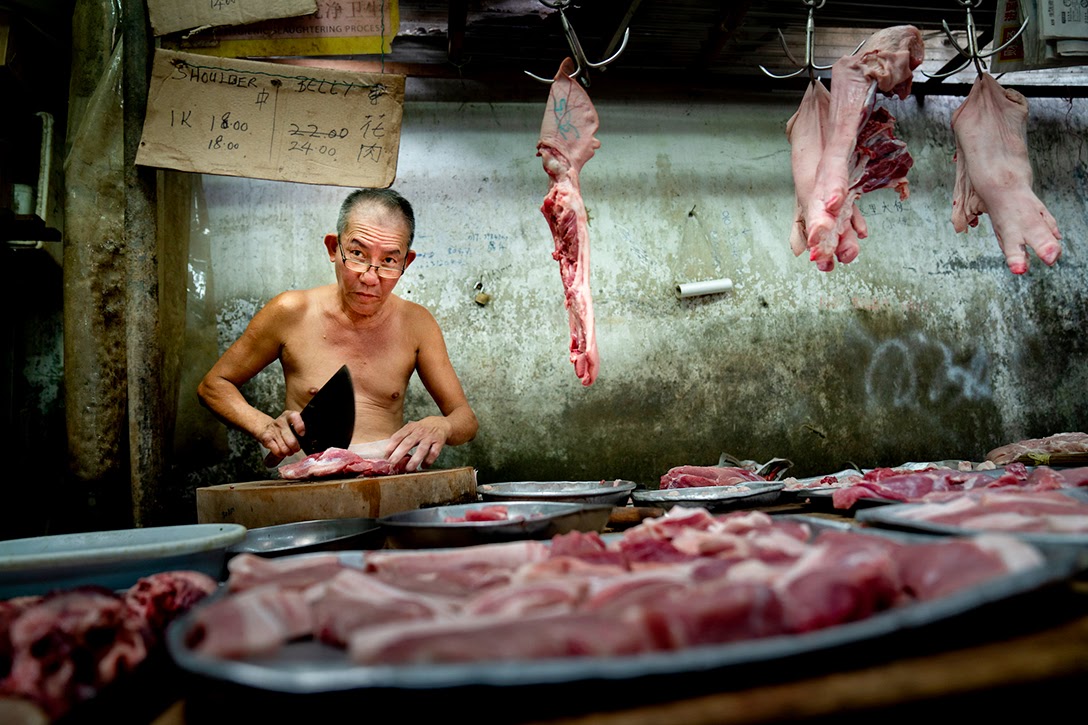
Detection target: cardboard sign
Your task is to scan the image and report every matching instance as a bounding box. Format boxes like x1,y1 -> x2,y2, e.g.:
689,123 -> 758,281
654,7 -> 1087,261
147,0 -> 318,37
135,50 -> 403,188
165,0 -> 398,58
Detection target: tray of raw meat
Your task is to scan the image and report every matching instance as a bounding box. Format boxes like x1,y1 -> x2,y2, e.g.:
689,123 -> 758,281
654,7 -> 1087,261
806,464 -> 1088,514
985,431 -> 1088,467
631,482 -> 785,511
165,506 -> 1084,707
788,461 -> 1002,503
856,488 -> 1088,549
779,469 -> 865,502
633,462 -> 788,511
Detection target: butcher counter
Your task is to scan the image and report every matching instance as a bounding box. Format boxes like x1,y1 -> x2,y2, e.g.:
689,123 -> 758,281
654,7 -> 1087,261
135,499 -> 1088,725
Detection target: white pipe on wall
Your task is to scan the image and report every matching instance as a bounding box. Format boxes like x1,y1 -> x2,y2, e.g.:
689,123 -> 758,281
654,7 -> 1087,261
675,278 -> 734,299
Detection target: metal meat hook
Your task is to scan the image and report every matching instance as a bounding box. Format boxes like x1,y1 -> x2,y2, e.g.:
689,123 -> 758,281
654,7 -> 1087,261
524,0 -> 630,88
922,0 -> 1031,79
759,0 -> 832,82
759,0 -> 870,84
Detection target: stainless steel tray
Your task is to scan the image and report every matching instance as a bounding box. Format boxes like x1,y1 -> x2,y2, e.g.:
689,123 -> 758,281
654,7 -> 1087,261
165,518 -> 1084,694
631,481 -> 784,511
477,480 -> 636,507
378,501 -> 613,548
226,518 -> 384,558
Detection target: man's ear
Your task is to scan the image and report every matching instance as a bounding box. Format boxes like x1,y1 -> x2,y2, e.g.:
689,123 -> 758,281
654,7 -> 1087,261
324,233 -> 339,262
403,250 -> 417,269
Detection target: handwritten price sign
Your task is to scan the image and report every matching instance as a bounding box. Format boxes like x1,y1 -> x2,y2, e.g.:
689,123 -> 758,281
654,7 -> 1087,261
136,49 -> 403,188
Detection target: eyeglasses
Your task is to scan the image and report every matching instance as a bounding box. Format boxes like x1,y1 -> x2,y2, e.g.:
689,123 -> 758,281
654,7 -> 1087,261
338,239 -> 405,279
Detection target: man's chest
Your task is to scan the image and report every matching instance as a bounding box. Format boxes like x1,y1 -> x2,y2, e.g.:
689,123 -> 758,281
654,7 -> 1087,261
281,321 -> 418,403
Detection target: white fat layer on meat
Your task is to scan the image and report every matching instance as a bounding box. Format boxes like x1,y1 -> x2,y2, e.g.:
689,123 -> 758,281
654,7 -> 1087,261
897,496 -> 978,520
971,533 -> 1045,571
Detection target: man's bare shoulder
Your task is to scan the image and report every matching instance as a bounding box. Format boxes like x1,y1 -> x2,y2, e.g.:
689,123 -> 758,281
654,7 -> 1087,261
263,286 -> 333,318
396,296 -> 441,329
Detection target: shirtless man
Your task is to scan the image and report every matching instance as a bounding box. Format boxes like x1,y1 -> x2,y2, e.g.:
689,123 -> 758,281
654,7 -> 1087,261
197,188 -> 478,472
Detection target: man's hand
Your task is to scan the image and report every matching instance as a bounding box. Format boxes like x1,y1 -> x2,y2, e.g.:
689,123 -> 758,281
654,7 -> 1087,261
386,416 -> 453,472
259,410 -> 305,467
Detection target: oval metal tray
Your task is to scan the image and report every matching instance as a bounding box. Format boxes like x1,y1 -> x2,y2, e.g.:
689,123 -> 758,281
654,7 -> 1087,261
226,518 -> 384,558
631,481 -> 784,512
378,501 -> 613,549
477,480 -> 636,507
164,518 -> 1085,697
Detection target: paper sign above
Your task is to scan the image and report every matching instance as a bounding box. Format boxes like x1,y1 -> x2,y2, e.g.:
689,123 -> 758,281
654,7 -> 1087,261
147,0 -> 318,38
135,50 -> 403,189
165,0 -> 398,58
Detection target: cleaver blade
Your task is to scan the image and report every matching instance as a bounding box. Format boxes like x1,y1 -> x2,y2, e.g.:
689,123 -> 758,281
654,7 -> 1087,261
292,364 -> 355,455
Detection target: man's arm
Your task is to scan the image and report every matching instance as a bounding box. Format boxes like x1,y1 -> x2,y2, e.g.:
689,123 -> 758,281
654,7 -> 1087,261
197,292 -> 306,464
386,307 -> 478,471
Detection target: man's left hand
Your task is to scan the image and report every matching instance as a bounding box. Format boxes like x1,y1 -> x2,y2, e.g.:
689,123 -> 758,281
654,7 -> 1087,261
386,417 -> 452,472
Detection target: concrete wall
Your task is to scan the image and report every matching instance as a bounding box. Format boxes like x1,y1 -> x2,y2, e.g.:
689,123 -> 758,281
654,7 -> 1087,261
179,84 -> 1088,492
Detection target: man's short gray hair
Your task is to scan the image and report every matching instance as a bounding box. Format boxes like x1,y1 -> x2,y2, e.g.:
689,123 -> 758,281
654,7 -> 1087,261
337,188 -> 416,249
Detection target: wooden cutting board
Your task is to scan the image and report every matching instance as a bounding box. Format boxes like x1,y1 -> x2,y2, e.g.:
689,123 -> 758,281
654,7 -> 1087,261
195,467 -> 477,528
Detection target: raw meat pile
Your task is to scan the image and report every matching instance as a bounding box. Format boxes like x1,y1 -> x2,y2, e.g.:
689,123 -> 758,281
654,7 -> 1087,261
183,507 -> 1042,665
660,465 -> 769,490
950,73 -> 1062,274
783,469 -> 865,491
985,432 -> 1088,466
783,461 -> 997,492
788,25 -> 924,271
537,56 -> 601,386
278,447 -> 409,480
831,463 -> 1088,510
0,571 -> 216,719
889,489 -> 1088,534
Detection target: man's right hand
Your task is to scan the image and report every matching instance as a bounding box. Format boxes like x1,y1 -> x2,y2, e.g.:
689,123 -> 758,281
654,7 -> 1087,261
259,410 -> 305,467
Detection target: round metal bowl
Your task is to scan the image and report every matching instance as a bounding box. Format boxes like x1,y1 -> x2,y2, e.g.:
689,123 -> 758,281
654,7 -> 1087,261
226,518 -> 384,558
477,480 -> 636,507
378,501 -> 613,549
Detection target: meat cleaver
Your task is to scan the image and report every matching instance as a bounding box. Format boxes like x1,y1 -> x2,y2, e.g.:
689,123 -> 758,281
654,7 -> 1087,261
291,364 -> 355,455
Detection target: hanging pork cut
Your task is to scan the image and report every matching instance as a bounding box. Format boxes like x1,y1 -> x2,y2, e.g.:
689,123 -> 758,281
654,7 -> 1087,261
950,72 -> 1062,274
802,25 -> 924,271
537,57 -> 600,386
786,79 -> 867,259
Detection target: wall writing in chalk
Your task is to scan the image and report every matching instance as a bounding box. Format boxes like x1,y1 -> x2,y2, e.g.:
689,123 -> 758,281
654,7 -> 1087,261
135,49 -> 404,189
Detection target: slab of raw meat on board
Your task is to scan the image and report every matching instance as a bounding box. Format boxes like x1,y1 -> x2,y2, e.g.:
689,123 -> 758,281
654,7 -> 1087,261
537,56 -> 601,386
950,72 -> 1062,274
801,25 -> 924,271
278,447 -> 408,480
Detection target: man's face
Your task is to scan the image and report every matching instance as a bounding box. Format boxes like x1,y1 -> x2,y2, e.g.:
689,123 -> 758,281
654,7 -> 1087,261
328,205 -> 415,316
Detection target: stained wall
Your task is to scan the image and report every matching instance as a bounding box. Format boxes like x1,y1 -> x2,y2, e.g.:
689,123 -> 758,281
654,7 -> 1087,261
179,85 -> 1088,492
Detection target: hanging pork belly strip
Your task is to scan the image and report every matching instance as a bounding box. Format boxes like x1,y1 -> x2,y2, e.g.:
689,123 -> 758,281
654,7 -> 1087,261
537,57 -> 601,386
